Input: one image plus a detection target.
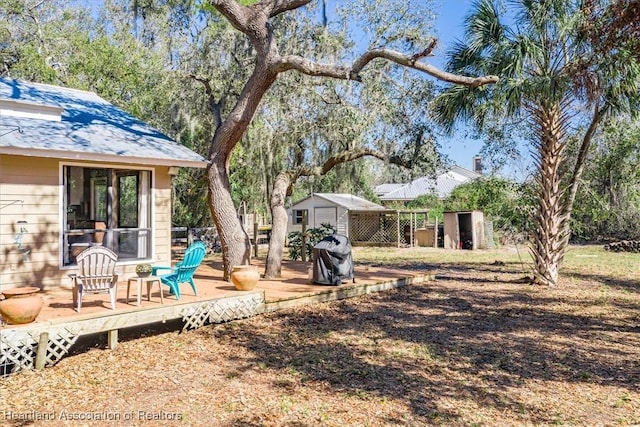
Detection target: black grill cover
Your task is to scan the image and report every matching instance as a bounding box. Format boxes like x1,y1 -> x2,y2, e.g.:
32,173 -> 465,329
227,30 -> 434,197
312,234 -> 355,285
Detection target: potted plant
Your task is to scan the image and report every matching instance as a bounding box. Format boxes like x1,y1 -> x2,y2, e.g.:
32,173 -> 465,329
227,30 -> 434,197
135,263 -> 153,277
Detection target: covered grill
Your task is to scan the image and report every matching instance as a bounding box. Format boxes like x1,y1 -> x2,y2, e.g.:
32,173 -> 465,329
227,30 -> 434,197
312,234 -> 355,285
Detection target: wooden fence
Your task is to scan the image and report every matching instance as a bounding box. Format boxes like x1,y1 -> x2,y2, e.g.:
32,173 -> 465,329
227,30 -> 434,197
171,225 -> 271,257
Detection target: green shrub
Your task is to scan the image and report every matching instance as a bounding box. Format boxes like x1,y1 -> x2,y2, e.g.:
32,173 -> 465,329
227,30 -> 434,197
287,223 -> 336,261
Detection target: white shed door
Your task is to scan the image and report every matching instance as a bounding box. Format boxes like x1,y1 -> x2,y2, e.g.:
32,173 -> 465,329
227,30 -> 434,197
314,207 -> 337,228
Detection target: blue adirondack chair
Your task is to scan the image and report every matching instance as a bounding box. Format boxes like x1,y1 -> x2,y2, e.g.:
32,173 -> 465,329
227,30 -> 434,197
151,241 -> 207,299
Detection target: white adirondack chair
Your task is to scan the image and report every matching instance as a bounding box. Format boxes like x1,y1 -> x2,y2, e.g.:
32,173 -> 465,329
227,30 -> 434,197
70,246 -> 119,312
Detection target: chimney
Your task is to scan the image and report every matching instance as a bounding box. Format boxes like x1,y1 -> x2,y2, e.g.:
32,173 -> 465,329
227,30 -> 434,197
473,156 -> 483,175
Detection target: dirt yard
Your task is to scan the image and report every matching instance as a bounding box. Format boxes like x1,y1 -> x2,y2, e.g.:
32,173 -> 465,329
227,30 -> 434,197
1,247 -> 639,426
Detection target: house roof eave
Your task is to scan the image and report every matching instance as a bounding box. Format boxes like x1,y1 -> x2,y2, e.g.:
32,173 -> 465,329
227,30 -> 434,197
0,146 -> 208,168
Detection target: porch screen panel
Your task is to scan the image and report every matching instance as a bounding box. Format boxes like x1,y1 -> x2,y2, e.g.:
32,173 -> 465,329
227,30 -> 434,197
137,171 -> 150,258
63,166 -> 152,266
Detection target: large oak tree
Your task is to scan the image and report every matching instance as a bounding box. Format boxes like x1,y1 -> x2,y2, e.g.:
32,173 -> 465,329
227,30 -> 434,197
205,0 -> 498,279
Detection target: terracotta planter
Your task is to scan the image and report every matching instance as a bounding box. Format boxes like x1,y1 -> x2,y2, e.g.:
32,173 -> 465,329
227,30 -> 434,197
0,287 -> 44,325
231,265 -> 260,291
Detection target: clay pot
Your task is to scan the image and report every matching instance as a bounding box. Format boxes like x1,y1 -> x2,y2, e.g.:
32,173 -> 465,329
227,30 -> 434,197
231,265 -> 260,291
0,287 -> 44,325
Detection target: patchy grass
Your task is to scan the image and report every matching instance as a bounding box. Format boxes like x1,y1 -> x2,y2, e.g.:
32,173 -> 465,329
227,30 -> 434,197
1,245 -> 639,426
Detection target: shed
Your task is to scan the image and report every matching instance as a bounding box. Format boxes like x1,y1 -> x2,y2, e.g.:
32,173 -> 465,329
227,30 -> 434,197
442,211 -> 485,250
287,193 -> 389,236
287,193 -> 429,247
0,78 -> 207,292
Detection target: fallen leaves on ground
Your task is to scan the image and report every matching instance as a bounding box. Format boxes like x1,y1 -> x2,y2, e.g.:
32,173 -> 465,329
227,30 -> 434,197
2,258 -> 639,426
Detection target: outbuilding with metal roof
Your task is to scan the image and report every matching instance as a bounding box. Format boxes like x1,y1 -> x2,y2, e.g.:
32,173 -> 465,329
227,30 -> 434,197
287,193 -> 430,247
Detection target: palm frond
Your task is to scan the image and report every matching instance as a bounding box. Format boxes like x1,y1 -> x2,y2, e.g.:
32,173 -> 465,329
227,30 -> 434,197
432,85 -> 486,133
465,0 -> 505,55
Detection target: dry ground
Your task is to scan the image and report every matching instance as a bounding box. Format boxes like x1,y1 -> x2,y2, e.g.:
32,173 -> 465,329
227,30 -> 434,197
1,246 -> 639,426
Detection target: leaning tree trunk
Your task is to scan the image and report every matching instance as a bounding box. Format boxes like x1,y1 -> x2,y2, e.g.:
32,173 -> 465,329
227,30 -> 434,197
264,171 -> 293,279
530,104 -> 569,287
208,157 -> 251,280
202,18 -> 279,280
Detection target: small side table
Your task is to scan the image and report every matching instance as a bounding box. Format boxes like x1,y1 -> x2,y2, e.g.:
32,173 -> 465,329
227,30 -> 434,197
126,275 -> 164,306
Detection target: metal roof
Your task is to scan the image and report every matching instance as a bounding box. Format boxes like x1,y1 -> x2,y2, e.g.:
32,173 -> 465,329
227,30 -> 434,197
0,77 -> 207,168
373,183 -> 405,196
448,165 -> 482,180
291,193 -> 390,211
379,171 -> 478,201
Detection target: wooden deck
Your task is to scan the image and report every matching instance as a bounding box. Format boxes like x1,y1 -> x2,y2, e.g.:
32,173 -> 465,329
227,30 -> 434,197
1,259 -> 432,376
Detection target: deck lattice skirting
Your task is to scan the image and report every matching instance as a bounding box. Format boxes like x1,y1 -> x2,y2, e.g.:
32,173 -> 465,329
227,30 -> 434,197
1,325 -> 81,375
1,273 -> 433,377
182,293 -> 264,329
1,291 -> 265,376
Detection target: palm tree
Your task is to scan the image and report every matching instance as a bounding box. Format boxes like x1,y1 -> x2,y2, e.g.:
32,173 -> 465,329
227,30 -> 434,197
434,0 -> 640,286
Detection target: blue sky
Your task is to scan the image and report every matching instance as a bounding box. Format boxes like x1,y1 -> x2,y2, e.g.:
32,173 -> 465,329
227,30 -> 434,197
329,0 -> 498,174
431,1 -> 530,180
433,0 -> 473,62
431,0 -> 488,172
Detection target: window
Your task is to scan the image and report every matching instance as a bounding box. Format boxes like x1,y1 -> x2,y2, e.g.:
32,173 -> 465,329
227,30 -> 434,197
293,209 -> 308,225
63,166 -> 151,266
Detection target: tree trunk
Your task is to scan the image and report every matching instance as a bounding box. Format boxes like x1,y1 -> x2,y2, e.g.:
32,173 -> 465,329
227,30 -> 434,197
264,171 -> 292,279
208,157 -> 251,280
202,13 -> 278,280
263,147 -> 414,278
530,105 -> 567,287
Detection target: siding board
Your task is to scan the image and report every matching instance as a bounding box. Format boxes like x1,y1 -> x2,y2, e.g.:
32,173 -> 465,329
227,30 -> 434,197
1,154 -> 175,290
